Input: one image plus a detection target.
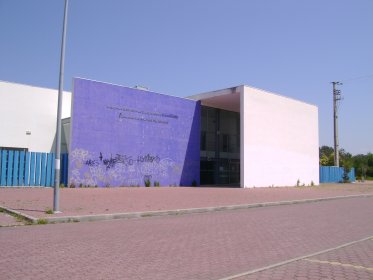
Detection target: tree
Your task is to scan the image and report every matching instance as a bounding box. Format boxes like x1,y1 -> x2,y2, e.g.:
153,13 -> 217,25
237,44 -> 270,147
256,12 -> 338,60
352,154 -> 368,179
319,146 -> 334,166
367,153 -> 373,178
320,146 -> 373,179
320,154 -> 329,166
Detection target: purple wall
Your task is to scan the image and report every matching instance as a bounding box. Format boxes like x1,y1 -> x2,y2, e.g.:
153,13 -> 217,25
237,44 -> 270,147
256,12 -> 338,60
69,78 -> 200,187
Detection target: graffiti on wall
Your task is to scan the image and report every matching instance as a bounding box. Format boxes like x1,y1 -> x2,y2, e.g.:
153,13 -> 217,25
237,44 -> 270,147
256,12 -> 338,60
69,148 -> 181,186
69,78 -> 200,187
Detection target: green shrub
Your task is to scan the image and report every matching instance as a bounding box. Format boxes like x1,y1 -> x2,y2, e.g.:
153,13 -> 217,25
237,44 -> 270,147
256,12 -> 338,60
144,179 -> 151,187
342,168 -> 351,183
37,219 -> 48,225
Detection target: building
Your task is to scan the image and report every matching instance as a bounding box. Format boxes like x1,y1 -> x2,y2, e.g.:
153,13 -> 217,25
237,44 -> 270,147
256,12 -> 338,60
0,79 -> 319,187
0,80 -> 71,153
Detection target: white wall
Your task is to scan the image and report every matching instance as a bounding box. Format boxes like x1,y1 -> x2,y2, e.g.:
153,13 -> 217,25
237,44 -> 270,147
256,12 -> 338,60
240,86 -> 319,187
0,81 -> 71,152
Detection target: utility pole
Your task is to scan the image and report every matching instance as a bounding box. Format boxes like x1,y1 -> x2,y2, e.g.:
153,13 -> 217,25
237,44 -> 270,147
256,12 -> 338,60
332,81 -> 342,167
54,0 -> 69,212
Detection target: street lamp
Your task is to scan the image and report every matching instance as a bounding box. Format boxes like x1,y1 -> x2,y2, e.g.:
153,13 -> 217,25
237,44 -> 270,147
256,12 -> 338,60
54,0 -> 69,212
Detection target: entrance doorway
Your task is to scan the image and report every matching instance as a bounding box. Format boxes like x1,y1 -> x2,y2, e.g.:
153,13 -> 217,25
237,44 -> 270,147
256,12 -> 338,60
200,106 -> 240,186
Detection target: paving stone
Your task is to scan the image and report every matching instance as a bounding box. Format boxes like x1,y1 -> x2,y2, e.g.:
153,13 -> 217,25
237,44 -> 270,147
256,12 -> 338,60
1,182 -> 373,220
0,211 -> 24,227
0,197 -> 372,279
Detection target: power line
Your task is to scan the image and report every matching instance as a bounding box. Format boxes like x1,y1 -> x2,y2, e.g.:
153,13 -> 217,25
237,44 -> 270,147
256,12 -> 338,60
340,74 -> 373,83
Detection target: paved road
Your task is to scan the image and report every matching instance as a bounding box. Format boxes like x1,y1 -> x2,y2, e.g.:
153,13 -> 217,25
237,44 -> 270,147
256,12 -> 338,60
0,196 -> 372,280
236,238 -> 373,280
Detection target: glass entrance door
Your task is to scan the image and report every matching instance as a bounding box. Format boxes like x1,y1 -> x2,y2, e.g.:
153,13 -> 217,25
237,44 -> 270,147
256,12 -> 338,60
200,106 -> 240,186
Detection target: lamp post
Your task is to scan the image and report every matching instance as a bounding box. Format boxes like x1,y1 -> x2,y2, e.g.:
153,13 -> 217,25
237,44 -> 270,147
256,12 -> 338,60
54,0 -> 69,212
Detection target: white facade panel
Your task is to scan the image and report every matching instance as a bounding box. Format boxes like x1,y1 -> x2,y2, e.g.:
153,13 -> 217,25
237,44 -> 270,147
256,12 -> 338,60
241,86 -> 319,187
0,81 -> 71,152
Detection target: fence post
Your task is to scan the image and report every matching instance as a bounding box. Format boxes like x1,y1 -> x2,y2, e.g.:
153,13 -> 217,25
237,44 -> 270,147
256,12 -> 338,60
1,151 -> 7,186
13,151 -> 19,186
41,153 -> 47,186
46,153 -> 52,186
30,152 -> 36,186
35,153 -> 41,186
51,153 -> 55,187
6,150 -> 14,186
19,151 -> 25,186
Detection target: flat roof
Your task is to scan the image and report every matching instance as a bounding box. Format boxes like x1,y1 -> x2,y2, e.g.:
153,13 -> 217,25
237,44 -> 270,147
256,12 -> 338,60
187,84 -> 317,112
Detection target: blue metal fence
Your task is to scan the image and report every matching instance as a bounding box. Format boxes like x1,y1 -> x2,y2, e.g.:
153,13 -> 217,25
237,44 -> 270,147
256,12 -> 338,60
319,166 -> 355,183
0,151 -> 357,186
0,150 -> 68,187
61,153 -> 69,186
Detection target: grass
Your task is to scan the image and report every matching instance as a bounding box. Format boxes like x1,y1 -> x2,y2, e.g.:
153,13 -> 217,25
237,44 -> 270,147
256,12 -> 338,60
0,208 -> 34,225
45,208 -> 54,215
37,219 -> 48,225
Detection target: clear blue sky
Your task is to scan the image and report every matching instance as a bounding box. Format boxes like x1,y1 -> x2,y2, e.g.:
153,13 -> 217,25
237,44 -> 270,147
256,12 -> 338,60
1,0 -> 372,155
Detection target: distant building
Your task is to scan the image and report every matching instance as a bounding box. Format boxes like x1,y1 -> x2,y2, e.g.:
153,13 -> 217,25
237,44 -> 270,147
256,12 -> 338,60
0,79 -> 319,187
0,80 -> 71,153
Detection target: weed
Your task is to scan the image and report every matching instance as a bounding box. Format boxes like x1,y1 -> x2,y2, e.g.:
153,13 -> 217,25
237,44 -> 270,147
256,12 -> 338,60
70,183 -> 76,188
154,181 -> 160,187
14,214 -> 27,223
0,209 -> 33,225
45,209 -> 53,215
296,179 -> 300,187
37,219 -> 48,225
311,181 -> 315,186
192,179 -> 197,187
144,178 -> 151,187
59,183 -> 65,188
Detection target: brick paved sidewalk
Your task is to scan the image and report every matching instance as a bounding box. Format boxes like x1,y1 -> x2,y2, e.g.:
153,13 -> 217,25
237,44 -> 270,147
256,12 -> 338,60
0,210 -> 24,227
235,238 -> 373,280
0,182 -> 372,221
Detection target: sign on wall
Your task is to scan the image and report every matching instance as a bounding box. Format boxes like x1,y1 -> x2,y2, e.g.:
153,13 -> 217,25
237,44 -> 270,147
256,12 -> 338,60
69,78 -> 200,187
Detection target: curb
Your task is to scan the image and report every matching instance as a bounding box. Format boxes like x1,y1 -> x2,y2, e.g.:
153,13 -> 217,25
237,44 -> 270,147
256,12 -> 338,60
0,205 -> 37,224
2,193 -> 373,224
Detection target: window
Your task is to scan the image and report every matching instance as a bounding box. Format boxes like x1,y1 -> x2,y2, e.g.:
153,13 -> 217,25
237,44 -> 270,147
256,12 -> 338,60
0,147 -> 28,152
201,131 -> 206,151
